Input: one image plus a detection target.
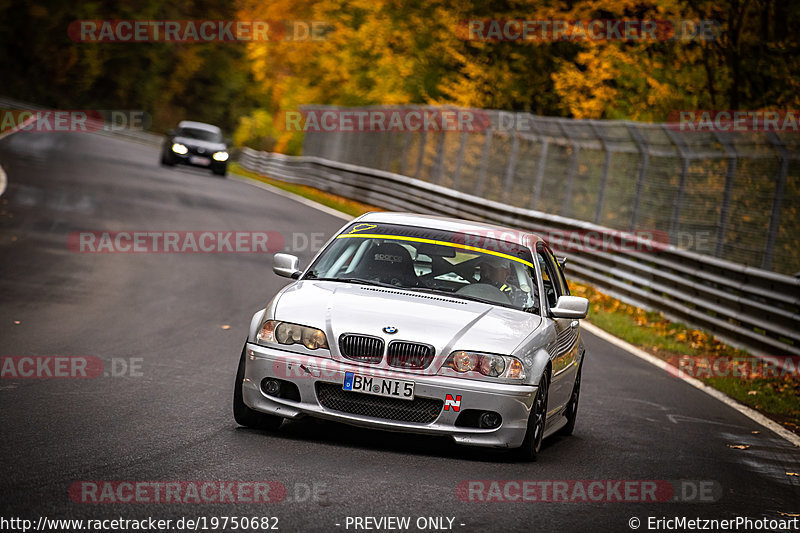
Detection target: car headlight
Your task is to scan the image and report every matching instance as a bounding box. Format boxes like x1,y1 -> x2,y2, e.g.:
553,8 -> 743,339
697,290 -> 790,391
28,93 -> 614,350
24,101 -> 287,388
444,351 -> 525,379
171,143 -> 188,155
212,151 -> 229,162
257,320 -> 328,350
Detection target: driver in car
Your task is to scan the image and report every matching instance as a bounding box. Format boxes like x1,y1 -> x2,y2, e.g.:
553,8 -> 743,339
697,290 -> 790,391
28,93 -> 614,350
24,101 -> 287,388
479,258 -> 536,309
482,257 -> 530,301
480,258 -> 514,295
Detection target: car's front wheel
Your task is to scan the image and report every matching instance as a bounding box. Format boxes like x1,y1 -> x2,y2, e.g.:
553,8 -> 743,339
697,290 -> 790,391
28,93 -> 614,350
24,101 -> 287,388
233,343 -> 283,431
558,363 -> 582,436
160,151 -> 175,166
517,373 -> 549,461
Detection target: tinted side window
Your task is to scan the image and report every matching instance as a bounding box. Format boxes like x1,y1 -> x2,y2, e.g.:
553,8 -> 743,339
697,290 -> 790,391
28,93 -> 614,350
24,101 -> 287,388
536,251 -> 562,308
547,249 -> 570,296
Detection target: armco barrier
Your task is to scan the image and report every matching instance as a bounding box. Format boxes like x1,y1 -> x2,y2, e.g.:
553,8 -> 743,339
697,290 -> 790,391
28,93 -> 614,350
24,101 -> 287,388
0,97 -> 162,147
239,147 -> 800,358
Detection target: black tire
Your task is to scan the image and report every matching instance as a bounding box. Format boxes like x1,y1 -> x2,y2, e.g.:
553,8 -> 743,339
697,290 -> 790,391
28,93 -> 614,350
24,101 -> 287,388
212,165 -> 227,177
233,343 -> 283,431
160,153 -> 175,166
558,363 -> 582,436
517,373 -> 549,461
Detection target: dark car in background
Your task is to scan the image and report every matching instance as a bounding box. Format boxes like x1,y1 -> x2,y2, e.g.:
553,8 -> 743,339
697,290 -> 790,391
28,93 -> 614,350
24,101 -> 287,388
160,121 -> 229,176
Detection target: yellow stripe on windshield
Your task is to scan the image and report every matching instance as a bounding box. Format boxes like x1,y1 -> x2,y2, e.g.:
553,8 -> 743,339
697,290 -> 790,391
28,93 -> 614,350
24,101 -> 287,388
335,233 -> 534,268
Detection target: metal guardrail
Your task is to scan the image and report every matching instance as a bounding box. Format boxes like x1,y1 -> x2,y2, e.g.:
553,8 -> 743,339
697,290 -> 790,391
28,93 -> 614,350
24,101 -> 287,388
240,147 -> 800,358
0,97 -> 163,146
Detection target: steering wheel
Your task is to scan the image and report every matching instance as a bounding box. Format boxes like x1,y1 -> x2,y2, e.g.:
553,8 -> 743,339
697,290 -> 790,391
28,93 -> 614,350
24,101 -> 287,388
455,283 -> 511,305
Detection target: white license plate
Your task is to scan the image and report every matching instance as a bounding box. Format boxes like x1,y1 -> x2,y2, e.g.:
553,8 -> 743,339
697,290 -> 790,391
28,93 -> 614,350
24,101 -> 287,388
189,156 -> 211,165
343,371 -> 414,401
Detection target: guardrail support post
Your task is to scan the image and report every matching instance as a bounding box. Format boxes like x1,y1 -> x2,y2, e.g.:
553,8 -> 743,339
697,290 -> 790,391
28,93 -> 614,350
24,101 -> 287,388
331,130 -> 343,161
475,131 -> 493,196
379,131 -> 392,171
503,133 -> 520,203
531,138 -> 549,210
664,127 -> 691,239
671,158 -> 689,238
558,122 -> 579,217
433,132 -> 447,184
590,123 -> 612,224
453,131 -> 467,191
627,126 -> 650,231
340,132 -> 351,164
415,130 -> 428,179
764,132 -> 789,270
712,131 -> 737,258
399,131 -> 412,176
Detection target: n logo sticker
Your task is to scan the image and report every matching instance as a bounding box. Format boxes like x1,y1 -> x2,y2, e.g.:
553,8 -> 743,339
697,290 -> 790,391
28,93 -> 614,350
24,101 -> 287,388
444,394 -> 461,412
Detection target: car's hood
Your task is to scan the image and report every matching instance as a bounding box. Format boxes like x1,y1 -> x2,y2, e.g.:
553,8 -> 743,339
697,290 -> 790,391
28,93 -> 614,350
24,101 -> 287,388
273,281 -> 541,371
172,136 -> 226,152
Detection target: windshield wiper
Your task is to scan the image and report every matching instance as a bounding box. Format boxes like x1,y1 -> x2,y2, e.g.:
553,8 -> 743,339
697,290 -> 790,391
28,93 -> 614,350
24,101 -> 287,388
311,277 -> 524,309
403,286 -> 499,306
310,277 -> 402,289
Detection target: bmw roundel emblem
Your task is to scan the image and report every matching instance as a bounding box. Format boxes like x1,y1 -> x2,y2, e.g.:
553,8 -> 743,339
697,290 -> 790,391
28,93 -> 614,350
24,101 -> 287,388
383,326 -> 398,334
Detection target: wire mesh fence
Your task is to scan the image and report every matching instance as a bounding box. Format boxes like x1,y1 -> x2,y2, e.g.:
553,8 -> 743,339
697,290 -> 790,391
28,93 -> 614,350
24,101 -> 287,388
301,106 -> 799,276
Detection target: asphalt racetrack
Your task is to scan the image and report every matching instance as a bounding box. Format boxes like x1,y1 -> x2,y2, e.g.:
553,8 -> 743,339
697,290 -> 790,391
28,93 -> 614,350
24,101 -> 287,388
0,131 -> 798,532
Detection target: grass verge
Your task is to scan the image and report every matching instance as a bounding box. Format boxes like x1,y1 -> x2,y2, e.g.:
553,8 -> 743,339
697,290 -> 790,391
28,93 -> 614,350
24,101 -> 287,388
233,161 -> 799,437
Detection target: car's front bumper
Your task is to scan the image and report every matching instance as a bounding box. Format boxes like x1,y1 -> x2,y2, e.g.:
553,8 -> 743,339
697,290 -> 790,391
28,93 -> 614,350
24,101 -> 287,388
242,342 -> 536,448
170,152 -> 219,168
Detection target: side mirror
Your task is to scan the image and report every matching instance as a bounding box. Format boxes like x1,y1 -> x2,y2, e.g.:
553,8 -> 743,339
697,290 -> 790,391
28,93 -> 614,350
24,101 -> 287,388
556,256 -> 567,269
551,295 -> 589,319
273,253 -> 302,279
167,129 -> 176,137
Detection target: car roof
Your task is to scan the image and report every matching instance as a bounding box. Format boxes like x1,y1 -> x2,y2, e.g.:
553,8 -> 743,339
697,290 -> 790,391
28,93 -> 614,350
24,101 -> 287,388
355,212 -> 544,247
177,121 -> 221,133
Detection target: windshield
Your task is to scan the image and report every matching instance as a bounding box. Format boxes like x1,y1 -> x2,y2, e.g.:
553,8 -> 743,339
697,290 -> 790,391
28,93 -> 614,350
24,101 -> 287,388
177,127 -> 222,142
304,222 -> 539,312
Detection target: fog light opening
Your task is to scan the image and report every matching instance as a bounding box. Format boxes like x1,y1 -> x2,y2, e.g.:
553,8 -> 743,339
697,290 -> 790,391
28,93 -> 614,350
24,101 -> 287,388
478,411 -> 502,429
263,378 -> 281,396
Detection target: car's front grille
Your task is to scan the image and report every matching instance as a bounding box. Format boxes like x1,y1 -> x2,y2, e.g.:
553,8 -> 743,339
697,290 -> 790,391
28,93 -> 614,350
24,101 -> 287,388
386,341 -> 435,370
316,383 -> 443,424
339,334 -> 384,363
187,145 -> 209,155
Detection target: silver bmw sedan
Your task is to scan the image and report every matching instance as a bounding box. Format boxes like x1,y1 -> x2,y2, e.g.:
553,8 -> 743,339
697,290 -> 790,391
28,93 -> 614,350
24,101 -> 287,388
233,212 -> 588,460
